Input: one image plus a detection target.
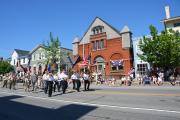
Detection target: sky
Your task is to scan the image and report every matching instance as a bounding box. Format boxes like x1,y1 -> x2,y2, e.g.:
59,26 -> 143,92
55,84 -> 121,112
0,0 -> 180,58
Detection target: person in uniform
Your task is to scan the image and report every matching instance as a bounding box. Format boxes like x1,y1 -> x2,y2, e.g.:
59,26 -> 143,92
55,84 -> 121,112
47,72 -> 54,97
42,71 -> 49,94
75,71 -> 81,92
59,70 -> 68,94
53,72 -> 59,92
83,72 -> 90,91
30,71 -> 38,91
9,72 -> 17,90
71,71 -> 77,90
2,73 -> 8,88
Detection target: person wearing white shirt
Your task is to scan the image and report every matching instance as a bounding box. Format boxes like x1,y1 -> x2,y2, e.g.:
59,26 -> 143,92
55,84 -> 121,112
42,71 -> 49,94
83,72 -> 90,91
71,72 -> 77,89
75,71 -> 81,92
47,72 -> 54,97
53,73 -> 59,92
59,70 -> 68,94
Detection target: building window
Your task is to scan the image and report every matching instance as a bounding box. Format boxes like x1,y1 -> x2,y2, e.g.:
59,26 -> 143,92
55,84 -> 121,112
92,39 -> 106,51
137,63 -> 148,75
91,26 -> 104,35
33,54 -> 36,61
93,30 -> 96,35
174,23 -> 180,27
42,53 -> 45,59
100,27 -> 102,33
92,41 -> 96,50
112,65 -> 123,71
39,53 -> 41,60
97,41 -> 101,50
111,60 -> 123,71
23,58 -> 25,63
14,59 -> 16,65
101,39 -> 104,49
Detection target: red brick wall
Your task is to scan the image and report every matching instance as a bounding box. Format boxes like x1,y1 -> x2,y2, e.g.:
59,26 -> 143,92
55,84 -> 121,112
73,33 -> 133,77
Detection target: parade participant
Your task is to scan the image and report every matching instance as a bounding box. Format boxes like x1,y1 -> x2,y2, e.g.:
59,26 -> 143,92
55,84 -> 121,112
53,72 -> 59,92
42,71 -> 49,94
59,70 -> 68,94
2,73 -> 8,88
37,73 -> 43,89
30,71 -> 38,91
24,72 -> 31,92
57,71 -> 61,92
9,72 -> 17,90
47,72 -> 54,97
75,71 -> 81,92
71,71 -> 77,90
83,72 -> 90,91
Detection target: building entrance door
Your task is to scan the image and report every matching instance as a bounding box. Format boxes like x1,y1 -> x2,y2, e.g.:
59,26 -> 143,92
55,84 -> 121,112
95,57 -> 105,75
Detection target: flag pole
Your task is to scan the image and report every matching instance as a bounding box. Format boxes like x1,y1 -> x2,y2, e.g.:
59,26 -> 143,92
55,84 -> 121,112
83,38 -> 85,73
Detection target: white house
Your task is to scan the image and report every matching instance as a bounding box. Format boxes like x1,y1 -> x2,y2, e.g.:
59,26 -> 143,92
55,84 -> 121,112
10,49 -> 30,66
161,6 -> 180,32
10,49 -> 30,73
133,37 -> 150,77
30,44 -> 73,74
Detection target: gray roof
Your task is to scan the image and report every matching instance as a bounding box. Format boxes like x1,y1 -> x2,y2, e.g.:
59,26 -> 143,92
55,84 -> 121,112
61,47 -> 72,51
161,16 -> 180,22
29,44 -> 46,55
14,49 -> 29,57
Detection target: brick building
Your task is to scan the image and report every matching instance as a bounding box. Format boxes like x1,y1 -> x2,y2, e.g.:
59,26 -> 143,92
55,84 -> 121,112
72,17 -> 133,79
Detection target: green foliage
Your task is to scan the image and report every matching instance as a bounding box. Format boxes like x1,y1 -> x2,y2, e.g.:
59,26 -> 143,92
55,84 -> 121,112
138,25 -> 180,68
0,61 -> 14,74
43,32 -> 61,65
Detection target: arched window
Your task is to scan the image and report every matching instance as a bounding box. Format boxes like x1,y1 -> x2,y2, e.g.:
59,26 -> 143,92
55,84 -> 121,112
91,26 -> 104,35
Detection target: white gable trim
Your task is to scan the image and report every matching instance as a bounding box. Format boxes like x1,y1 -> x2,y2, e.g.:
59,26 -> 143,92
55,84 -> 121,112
79,17 -> 121,45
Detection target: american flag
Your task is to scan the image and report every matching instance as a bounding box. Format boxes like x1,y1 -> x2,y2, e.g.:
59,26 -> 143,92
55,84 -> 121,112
82,58 -> 88,64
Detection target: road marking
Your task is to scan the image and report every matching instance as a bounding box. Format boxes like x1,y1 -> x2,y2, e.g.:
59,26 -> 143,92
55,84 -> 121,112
0,91 -> 180,114
92,91 -> 180,96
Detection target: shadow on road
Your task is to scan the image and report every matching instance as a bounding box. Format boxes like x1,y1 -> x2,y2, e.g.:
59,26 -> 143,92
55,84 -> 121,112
0,95 -> 97,120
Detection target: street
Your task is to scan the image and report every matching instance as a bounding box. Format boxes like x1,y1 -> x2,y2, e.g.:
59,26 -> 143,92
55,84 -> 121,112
0,84 -> 180,120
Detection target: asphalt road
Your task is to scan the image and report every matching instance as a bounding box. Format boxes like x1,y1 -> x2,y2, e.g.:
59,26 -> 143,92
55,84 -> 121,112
0,83 -> 180,120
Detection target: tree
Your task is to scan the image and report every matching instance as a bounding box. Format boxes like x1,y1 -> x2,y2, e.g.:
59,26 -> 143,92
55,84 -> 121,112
43,32 -> 61,72
0,61 -> 14,75
138,25 -> 180,69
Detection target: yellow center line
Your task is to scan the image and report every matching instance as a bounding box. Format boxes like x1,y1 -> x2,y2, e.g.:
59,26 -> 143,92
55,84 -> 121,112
91,91 -> 180,96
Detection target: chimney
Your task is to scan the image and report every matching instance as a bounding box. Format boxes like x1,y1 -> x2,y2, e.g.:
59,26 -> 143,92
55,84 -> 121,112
165,5 -> 170,19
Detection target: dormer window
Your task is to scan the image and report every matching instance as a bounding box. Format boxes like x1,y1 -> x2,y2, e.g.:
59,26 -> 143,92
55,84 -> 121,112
91,25 -> 104,35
